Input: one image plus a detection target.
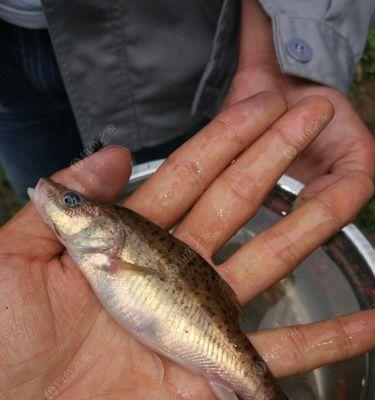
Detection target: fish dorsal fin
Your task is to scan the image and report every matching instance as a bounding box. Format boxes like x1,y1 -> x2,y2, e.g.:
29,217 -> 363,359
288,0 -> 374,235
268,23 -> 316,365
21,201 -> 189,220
209,381 -> 239,400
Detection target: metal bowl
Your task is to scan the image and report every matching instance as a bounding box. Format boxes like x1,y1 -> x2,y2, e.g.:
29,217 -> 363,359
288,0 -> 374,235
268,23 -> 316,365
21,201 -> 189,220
127,160 -> 375,400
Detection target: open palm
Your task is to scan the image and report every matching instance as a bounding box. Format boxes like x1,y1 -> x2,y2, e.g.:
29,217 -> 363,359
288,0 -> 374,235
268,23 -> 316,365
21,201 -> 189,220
0,93 -> 374,400
224,66 -> 375,203
222,0 -> 375,204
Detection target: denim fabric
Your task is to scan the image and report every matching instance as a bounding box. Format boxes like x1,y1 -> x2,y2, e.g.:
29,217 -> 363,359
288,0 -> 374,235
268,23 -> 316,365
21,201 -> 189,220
0,19 -> 83,202
0,1 -> 47,29
0,18 -> 205,202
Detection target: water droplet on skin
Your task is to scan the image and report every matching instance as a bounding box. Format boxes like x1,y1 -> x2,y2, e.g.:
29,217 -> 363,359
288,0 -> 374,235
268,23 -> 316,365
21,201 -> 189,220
194,161 -> 202,175
262,344 -> 283,363
254,180 -> 262,190
176,388 -> 195,399
315,339 -> 334,350
217,208 -> 225,219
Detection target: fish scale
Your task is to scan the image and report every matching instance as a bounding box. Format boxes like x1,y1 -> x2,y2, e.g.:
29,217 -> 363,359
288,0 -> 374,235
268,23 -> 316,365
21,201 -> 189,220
30,178 -> 289,400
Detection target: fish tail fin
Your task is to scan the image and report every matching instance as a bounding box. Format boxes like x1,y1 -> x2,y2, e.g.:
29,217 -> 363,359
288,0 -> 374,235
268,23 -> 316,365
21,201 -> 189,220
209,381 -> 239,400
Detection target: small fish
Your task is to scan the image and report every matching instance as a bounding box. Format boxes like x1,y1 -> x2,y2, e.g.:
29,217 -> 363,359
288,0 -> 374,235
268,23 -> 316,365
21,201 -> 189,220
29,178 -> 288,400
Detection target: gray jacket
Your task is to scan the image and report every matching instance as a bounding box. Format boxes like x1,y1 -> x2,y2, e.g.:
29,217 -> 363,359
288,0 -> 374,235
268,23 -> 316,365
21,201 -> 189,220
42,0 -> 375,151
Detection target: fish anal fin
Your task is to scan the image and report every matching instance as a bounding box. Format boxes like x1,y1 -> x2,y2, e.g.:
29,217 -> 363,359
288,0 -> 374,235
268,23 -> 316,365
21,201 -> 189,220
209,381 -> 239,400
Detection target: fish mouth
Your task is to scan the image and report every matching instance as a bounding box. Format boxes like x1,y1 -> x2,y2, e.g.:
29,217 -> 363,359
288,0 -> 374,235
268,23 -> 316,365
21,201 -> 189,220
27,187 -> 36,202
28,178 -> 58,229
29,177 -> 64,204
28,178 -> 56,202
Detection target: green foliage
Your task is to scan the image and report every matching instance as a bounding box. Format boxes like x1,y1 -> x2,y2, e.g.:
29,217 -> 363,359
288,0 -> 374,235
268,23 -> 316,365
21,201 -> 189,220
362,30 -> 375,74
0,166 -> 7,184
356,197 -> 375,235
0,166 -> 22,225
362,31 -> 375,60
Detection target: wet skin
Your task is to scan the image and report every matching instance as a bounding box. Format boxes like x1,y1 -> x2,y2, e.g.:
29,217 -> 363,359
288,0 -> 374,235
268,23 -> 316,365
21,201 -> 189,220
223,0 -> 375,203
0,92 -> 374,399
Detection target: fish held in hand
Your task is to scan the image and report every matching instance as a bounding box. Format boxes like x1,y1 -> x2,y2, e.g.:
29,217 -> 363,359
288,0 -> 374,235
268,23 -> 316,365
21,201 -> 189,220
29,177 -> 288,400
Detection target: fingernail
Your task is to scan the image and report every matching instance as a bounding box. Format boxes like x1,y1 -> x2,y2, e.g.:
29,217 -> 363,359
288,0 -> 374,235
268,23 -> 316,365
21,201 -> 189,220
98,144 -> 129,153
99,145 -> 133,164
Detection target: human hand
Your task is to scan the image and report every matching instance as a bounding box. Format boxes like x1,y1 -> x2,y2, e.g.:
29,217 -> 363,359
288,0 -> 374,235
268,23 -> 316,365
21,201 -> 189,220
0,92 -> 374,399
223,0 -> 375,204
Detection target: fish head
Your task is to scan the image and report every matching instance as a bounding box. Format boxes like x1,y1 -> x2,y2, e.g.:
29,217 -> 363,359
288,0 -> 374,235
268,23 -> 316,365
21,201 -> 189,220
28,178 -> 125,256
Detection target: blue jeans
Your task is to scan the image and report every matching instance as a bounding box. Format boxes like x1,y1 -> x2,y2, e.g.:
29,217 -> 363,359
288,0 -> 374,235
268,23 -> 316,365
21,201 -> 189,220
0,19 -> 207,203
0,19 -> 83,203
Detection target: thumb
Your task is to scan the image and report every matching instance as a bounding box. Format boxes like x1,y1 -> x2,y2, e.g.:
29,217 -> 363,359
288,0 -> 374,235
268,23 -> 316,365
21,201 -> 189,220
293,173 -> 342,208
294,171 -> 374,213
0,146 -> 132,258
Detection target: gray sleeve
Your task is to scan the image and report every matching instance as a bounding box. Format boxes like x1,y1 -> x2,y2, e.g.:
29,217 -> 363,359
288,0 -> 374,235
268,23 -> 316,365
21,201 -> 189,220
257,0 -> 375,94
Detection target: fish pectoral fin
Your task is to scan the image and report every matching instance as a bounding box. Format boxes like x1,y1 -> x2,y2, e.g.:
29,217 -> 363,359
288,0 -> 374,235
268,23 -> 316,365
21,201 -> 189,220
209,381 -> 239,400
101,257 -> 162,277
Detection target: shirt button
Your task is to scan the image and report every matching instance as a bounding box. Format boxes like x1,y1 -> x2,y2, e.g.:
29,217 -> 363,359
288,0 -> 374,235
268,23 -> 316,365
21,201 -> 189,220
286,38 -> 313,63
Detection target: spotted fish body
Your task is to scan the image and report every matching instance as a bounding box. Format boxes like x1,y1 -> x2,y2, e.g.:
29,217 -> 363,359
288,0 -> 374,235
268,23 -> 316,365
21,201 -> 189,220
29,178 -> 288,400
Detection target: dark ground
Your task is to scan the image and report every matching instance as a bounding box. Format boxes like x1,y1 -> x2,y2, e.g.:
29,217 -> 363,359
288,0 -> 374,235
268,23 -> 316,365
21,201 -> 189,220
349,32 -> 375,244
0,34 -> 374,244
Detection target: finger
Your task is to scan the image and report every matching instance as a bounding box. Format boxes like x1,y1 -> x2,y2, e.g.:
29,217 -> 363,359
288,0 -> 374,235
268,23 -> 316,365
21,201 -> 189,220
124,91 -> 287,227
248,309 -> 375,378
289,98 -> 375,205
295,133 -> 375,206
218,171 -> 374,304
293,174 -> 341,208
0,146 -> 132,258
174,96 -> 334,258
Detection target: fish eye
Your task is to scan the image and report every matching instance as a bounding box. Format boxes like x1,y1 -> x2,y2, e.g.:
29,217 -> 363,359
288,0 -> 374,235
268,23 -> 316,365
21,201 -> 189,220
62,192 -> 82,207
